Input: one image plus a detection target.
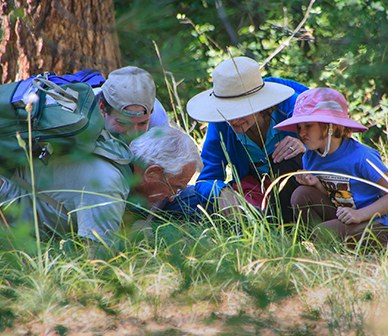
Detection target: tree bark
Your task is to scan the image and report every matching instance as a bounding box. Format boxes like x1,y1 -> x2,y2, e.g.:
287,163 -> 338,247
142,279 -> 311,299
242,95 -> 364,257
0,0 -> 121,82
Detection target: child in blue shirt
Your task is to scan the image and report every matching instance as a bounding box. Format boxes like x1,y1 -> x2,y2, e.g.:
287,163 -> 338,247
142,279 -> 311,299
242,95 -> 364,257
275,87 -> 388,245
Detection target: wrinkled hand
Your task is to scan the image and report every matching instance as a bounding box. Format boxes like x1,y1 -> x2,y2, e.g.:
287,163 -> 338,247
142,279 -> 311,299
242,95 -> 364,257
295,171 -> 320,187
218,187 -> 243,217
273,136 -> 305,163
336,207 -> 362,225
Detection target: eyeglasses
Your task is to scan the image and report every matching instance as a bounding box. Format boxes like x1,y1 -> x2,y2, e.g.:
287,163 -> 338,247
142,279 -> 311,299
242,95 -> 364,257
162,174 -> 183,200
169,188 -> 183,199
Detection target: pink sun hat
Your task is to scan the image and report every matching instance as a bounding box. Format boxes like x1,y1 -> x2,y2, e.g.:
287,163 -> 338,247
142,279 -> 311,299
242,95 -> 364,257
274,87 -> 368,133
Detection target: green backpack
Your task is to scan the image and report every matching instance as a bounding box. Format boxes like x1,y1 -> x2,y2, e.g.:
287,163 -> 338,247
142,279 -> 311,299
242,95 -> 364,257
0,77 -> 105,175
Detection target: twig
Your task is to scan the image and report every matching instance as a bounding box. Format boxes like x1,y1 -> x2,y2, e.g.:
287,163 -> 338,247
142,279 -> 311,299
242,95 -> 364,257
0,208 -> 10,228
179,16 -> 223,51
25,101 -> 43,270
153,40 -> 195,134
167,72 -> 193,134
153,41 -> 178,122
260,0 -> 316,69
215,0 -> 239,46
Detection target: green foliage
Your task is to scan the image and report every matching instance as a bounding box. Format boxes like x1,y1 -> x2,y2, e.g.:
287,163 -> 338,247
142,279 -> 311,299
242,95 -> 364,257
0,222 -> 37,255
0,1 -> 387,333
0,306 -> 15,332
113,0 -> 387,144
54,325 -> 69,336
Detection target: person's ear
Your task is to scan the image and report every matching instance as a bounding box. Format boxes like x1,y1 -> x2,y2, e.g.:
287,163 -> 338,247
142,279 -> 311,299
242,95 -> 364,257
98,100 -> 108,117
143,165 -> 164,183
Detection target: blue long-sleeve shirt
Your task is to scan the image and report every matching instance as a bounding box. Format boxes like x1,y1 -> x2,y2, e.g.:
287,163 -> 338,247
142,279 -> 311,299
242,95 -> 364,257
196,77 -> 308,202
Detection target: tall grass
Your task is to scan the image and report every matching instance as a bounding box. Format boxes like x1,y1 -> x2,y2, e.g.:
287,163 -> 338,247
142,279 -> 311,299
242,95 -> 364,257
1,79 -> 388,335
1,198 -> 388,334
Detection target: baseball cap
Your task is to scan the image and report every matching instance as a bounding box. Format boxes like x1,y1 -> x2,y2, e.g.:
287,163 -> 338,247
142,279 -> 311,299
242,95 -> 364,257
101,66 -> 156,116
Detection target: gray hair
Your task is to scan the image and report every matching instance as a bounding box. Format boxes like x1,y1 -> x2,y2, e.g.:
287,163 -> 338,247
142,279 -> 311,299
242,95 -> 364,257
129,126 -> 202,176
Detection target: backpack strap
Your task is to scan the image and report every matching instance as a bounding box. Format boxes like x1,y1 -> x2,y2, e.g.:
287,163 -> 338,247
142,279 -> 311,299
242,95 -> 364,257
13,175 -> 69,217
32,77 -> 79,111
93,130 -> 133,165
93,130 -> 134,179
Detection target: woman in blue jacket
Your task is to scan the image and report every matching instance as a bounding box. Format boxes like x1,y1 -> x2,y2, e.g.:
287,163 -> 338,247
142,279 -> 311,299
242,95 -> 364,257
186,56 -> 308,222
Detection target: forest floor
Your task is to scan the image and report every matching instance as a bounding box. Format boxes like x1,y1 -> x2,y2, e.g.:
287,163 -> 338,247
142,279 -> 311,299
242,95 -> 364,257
4,287 -> 388,336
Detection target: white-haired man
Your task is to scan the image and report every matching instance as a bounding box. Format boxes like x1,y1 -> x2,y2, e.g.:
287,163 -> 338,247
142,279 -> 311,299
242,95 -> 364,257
0,126 -> 202,251
97,65 -> 200,217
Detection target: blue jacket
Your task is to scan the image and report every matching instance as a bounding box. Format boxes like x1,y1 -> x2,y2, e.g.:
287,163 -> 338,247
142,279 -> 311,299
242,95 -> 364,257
196,77 -> 308,202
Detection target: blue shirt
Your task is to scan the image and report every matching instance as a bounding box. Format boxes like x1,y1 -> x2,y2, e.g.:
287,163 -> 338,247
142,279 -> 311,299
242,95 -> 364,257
303,138 -> 388,226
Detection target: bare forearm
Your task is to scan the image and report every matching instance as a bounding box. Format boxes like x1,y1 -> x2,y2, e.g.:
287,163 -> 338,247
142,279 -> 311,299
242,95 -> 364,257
356,194 -> 388,222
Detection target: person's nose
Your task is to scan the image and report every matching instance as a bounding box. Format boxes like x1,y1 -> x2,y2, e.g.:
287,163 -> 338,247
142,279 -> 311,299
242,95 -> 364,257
298,126 -> 306,137
230,119 -> 240,127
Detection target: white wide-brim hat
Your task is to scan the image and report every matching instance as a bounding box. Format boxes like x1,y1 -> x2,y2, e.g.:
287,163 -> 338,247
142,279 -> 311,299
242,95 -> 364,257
186,57 -> 294,122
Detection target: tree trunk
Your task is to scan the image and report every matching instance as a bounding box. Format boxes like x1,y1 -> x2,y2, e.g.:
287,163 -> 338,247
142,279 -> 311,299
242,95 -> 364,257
0,0 -> 121,82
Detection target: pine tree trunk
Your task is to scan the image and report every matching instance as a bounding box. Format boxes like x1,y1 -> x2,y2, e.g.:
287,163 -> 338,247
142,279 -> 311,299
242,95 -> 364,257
0,0 -> 121,82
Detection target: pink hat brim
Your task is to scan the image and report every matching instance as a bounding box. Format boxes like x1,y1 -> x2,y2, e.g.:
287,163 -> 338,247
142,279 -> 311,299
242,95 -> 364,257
274,114 -> 368,133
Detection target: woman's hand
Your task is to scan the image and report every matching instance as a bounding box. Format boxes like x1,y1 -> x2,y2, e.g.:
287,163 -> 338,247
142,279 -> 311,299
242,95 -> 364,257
218,187 -> 243,217
273,136 -> 305,163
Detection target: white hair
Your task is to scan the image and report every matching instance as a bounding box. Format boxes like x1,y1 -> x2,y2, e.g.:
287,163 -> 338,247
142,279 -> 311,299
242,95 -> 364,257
129,126 -> 202,176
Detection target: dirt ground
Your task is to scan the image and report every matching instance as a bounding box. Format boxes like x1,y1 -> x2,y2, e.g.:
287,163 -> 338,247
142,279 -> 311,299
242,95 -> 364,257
3,287 -> 388,335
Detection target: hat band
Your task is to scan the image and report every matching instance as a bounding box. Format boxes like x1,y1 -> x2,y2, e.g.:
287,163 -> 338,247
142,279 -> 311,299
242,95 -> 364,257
211,82 -> 265,99
120,108 -> 149,117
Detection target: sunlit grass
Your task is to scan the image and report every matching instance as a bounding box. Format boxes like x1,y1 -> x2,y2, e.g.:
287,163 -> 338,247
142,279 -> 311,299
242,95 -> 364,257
1,197 -> 388,334
1,97 -> 387,335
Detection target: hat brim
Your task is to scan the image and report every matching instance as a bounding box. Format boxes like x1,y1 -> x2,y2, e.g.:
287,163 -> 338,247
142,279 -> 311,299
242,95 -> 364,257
186,82 -> 295,122
274,115 -> 368,133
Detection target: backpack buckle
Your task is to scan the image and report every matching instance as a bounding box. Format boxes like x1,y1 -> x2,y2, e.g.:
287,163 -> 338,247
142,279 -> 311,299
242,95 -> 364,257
38,144 -> 53,164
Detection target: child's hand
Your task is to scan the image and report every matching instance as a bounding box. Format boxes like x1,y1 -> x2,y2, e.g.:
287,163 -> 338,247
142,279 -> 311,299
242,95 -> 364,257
336,207 -> 362,225
295,171 -> 320,186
